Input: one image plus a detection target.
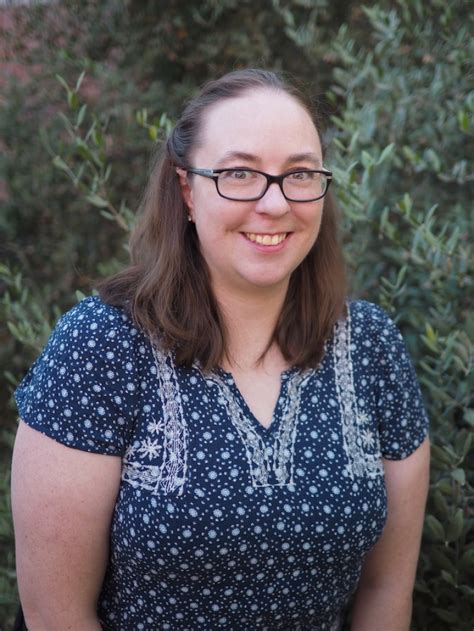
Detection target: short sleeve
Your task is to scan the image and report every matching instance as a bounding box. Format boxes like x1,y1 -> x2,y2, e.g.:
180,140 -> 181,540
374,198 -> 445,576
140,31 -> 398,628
354,301 -> 429,460
15,296 -> 141,455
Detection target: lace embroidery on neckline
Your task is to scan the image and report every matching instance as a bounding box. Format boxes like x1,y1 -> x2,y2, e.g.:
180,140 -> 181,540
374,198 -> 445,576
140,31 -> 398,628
204,369 -> 311,488
334,306 -> 383,480
122,344 -> 188,495
120,311 -> 382,494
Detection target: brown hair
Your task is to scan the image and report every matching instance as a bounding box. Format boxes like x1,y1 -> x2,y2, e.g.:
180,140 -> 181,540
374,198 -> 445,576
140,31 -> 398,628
97,68 -> 347,369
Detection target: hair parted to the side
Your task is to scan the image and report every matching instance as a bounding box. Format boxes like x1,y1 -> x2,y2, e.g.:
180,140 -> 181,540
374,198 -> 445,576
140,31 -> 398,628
97,68 -> 347,370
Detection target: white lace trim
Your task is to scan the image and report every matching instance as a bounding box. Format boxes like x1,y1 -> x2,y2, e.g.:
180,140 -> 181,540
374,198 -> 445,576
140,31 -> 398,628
334,306 -> 383,480
205,370 -> 311,488
122,345 -> 188,495
121,308 -> 382,494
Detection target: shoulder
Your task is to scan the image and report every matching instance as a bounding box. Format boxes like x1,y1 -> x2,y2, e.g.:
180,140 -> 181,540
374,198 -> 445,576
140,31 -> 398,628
28,295 -> 152,388
50,295 -> 147,354
347,299 -> 397,330
345,299 -> 420,381
56,295 -> 135,336
346,300 -> 404,345
343,299 -> 416,370
15,296 -> 148,455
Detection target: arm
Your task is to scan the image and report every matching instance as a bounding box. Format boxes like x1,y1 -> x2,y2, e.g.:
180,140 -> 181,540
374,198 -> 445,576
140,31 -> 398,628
351,436 -> 430,631
11,421 -> 122,631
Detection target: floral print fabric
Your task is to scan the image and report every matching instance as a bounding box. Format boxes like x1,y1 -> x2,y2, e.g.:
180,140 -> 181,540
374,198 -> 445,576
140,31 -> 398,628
15,297 -> 428,630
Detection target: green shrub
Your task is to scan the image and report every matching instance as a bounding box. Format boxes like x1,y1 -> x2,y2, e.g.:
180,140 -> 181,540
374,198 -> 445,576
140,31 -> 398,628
1,1 -> 472,628
325,1 -> 473,628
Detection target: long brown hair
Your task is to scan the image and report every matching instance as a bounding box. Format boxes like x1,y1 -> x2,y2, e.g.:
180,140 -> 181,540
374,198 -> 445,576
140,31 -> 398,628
97,69 -> 347,369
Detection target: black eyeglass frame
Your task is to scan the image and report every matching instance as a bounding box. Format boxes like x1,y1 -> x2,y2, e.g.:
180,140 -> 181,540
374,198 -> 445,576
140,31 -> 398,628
185,167 -> 333,202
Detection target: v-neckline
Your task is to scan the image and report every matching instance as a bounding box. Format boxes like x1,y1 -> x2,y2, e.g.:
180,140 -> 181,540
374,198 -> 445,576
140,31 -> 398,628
204,365 -> 310,487
213,366 -> 298,433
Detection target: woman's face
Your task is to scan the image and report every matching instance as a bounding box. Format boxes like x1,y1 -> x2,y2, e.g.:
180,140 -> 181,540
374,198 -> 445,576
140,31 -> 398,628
178,88 -> 325,299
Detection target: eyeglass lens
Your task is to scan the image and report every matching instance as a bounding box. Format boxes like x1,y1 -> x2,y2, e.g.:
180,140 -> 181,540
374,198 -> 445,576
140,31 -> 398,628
217,170 -> 328,201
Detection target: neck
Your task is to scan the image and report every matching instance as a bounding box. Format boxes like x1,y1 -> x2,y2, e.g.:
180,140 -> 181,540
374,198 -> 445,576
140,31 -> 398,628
213,281 -> 289,372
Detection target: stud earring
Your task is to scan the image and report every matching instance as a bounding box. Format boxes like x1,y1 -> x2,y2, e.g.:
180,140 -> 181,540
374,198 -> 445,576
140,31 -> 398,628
187,215 -> 193,222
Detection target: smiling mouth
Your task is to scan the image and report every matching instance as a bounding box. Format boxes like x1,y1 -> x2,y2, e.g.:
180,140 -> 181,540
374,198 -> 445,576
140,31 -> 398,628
244,232 -> 288,245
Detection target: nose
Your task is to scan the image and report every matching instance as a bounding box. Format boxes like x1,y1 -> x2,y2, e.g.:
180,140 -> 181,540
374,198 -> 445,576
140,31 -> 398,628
254,181 -> 291,216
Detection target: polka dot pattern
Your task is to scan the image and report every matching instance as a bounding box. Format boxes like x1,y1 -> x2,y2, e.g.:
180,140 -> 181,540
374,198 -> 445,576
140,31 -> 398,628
15,297 -> 428,630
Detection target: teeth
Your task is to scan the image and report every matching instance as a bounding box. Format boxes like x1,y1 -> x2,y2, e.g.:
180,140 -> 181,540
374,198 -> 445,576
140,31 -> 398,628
246,233 -> 287,245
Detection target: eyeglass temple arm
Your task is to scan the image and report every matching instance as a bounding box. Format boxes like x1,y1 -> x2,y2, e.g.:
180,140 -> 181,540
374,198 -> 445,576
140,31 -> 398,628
186,168 -> 215,177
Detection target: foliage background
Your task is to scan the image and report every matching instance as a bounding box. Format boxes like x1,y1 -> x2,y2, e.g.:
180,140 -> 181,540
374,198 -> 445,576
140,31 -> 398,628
1,0 -> 472,629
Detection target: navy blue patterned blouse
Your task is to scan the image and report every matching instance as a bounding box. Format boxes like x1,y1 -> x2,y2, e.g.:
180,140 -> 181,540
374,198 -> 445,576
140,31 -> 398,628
15,296 -> 428,630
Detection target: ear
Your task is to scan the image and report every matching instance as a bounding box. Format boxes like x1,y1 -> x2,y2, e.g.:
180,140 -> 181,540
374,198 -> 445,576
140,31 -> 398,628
176,168 -> 195,217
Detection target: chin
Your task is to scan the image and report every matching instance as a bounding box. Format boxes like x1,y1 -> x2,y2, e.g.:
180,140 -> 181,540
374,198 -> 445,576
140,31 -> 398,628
240,273 -> 291,291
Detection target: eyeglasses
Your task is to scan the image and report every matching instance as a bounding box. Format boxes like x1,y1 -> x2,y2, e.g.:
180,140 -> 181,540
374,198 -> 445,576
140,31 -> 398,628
185,167 -> 332,202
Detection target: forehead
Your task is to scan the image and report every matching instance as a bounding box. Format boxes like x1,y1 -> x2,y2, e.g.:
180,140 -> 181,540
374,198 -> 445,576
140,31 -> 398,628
195,88 -> 322,164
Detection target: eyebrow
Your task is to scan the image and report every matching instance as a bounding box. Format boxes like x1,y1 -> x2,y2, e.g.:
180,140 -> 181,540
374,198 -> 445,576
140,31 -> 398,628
215,151 -> 322,168
214,151 -> 259,167
286,152 -> 322,167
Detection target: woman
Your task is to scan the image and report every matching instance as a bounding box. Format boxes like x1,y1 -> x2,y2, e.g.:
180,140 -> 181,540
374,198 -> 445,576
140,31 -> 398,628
12,69 -> 429,630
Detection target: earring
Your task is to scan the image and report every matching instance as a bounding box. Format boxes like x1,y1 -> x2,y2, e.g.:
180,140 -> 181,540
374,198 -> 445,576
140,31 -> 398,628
187,215 -> 193,222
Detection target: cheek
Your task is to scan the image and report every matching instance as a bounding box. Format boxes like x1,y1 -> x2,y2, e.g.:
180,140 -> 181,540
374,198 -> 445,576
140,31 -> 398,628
315,210 -> 324,236
194,199 -> 248,235
300,204 -> 324,237
193,214 -> 225,253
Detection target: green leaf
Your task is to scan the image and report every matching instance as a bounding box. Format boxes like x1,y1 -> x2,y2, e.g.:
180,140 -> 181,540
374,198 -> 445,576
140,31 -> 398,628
425,515 -> 445,542
76,104 -> 87,128
361,150 -> 373,169
459,548 -> 474,574
458,110 -> 469,131
398,193 -> 413,215
86,194 -> 109,208
458,584 -> 474,597
0,263 -> 11,276
446,509 -> 464,542
75,70 -> 86,92
55,73 -> 70,93
7,322 -> 21,341
440,569 -> 456,586
52,155 -> 70,173
451,468 -> 466,486
99,210 -> 116,221
4,371 -> 18,387
159,112 -> 170,127
431,444 -> 457,466
432,489 -> 449,518
75,139 -> 95,163
136,108 -> 147,126
92,129 -> 104,149
148,125 -> 158,142
402,145 -> 421,167
67,91 -> 79,111
432,608 -> 460,624
425,148 -> 441,172
429,548 -> 457,574
377,143 -> 394,164
464,409 -> 474,427
462,430 -> 474,458
425,323 -> 437,343
414,580 -> 431,595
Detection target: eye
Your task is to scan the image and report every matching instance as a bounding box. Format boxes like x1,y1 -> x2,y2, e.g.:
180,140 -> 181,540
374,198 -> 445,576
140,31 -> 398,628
287,170 -> 314,181
221,169 -> 255,180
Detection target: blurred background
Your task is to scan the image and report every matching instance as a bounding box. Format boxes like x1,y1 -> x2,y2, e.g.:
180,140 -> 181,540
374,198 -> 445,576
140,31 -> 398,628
1,0 -> 473,628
